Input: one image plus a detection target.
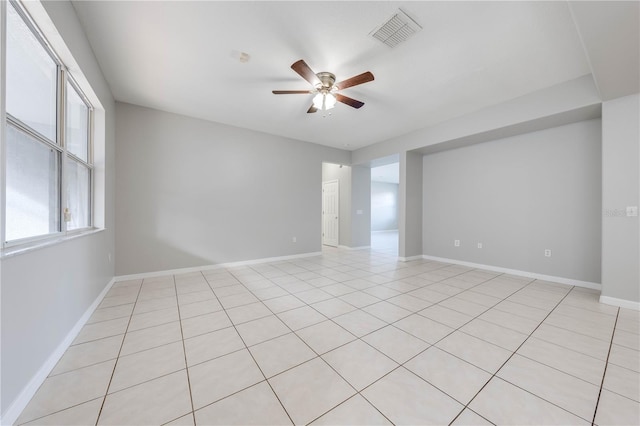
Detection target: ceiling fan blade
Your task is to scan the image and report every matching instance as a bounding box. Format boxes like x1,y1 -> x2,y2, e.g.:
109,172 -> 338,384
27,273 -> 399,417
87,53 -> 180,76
272,90 -> 312,94
291,60 -> 321,86
307,105 -> 318,113
335,71 -> 374,90
336,94 -> 364,109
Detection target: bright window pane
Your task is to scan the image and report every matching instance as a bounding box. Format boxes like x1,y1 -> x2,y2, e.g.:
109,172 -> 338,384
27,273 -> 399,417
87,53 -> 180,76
5,125 -> 60,241
65,158 -> 91,230
66,82 -> 89,161
6,2 -> 58,142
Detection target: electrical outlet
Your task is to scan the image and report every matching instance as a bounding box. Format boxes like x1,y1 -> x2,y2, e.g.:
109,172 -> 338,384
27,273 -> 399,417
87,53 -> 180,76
292,237 -> 297,243
544,249 -> 552,258
477,243 -> 483,249
454,240 -> 460,247
627,206 -> 638,217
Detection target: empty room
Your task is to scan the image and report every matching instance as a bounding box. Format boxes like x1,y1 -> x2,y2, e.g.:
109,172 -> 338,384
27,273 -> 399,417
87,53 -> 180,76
1,1 -> 639,425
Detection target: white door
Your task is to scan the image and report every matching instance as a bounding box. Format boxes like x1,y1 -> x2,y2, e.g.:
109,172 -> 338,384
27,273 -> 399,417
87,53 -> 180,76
322,180 -> 339,247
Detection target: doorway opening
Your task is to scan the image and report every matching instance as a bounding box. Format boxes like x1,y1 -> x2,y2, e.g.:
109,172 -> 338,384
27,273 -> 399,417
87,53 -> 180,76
322,179 -> 339,247
322,162 -> 349,248
371,162 -> 399,254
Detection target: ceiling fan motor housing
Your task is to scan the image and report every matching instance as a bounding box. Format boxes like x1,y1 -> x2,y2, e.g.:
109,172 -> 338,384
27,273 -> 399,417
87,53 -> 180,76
316,72 -> 336,89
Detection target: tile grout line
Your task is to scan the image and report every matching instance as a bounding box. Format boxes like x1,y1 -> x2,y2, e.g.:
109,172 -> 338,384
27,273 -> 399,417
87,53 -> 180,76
20,250 -> 614,426
176,257 -> 538,420
46,356 -> 120,379
446,285 -> 589,425
14,288 -> 175,425
591,308 -> 620,425
104,256 -> 616,422
15,399 -> 104,425
231,270 -> 397,426
200,271 -> 297,426
537,320 -> 618,345
349,267 -> 530,364
94,279 -> 145,426
71,263 -> 573,424
235,259 -> 506,424
171,274 -> 197,424
274,263 -> 504,353
237,261 -> 409,423
349,271 -> 536,418
513,350 -> 608,388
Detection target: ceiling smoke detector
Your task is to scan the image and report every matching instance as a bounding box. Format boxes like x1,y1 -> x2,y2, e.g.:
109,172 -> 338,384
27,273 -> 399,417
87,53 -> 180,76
370,9 -> 422,48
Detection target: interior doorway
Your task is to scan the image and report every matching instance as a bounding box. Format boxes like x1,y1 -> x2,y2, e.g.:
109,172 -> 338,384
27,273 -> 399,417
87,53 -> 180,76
322,180 -> 339,247
371,162 -> 399,254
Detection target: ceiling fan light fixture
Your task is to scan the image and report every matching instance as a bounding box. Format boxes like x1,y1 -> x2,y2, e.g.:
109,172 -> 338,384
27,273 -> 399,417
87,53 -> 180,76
312,93 -> 323,109
325,93 -> 337,109
313,92 -> 336,110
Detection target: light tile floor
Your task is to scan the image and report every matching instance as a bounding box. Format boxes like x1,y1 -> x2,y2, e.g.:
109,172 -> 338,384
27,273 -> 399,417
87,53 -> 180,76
370,231 -> 398,255
16,247 -> 640,425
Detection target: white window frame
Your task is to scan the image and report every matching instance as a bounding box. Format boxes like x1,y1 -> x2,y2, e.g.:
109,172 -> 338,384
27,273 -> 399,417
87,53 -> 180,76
1,0 -> 95,251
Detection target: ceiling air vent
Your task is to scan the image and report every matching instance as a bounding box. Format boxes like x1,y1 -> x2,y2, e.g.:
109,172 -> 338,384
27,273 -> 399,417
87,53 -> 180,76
370,9 -> 422,48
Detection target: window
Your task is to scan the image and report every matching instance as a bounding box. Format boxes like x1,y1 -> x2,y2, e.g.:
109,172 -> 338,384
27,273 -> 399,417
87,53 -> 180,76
4,0 -> 93,246
64,81 -> 92,231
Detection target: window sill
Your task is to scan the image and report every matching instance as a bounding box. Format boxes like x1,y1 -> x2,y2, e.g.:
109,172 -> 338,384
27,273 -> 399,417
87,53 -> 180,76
1,228 -> 105,260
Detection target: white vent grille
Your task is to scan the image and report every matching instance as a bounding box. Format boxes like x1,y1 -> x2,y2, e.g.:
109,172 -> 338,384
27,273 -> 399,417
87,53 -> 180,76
371,9 -> 422,48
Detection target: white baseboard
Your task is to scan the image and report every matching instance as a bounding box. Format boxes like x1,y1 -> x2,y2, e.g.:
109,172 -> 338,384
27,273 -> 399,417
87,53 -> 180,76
422,255 -> 601,291
116,251 -> 323,281
1,277 -> 117,426
399,255 -> 424,262
599,295 -> 640,311
338,245 -> 371,251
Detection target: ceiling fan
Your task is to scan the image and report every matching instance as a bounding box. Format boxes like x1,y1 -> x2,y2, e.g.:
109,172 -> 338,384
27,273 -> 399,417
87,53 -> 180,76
272,59 -> 374,113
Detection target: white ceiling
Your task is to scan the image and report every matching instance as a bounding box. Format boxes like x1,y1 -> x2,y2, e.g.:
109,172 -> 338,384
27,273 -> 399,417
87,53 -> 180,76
568,1 -> 640,101
70,1 -> 632,151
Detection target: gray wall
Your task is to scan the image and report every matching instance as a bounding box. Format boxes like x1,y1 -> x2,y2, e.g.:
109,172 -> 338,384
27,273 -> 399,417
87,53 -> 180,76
371,181 -> 399,231
322,163 -> 370,248
601,94 -> 639,302
422,119 -> 602,283
352,76 -> 600,165
350,166 -> 371,247
1,0 -> 116,417
116,103 -> 349,275
399,151 -> 423,258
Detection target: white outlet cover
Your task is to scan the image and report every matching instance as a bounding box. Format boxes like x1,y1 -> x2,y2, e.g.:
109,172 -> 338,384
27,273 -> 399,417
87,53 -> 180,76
477,243 -> 482,249
454,240 -> 460,247
627,206 -> 638,217
544,249 -> 552,257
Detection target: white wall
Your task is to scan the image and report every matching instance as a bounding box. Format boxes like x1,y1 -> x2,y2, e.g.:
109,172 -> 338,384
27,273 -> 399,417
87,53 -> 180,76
601,94 -> 640,304
1,0 -> 116,418
371,181 -> 398,231
116,103 -> 350,275
422,119 -> 602,283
